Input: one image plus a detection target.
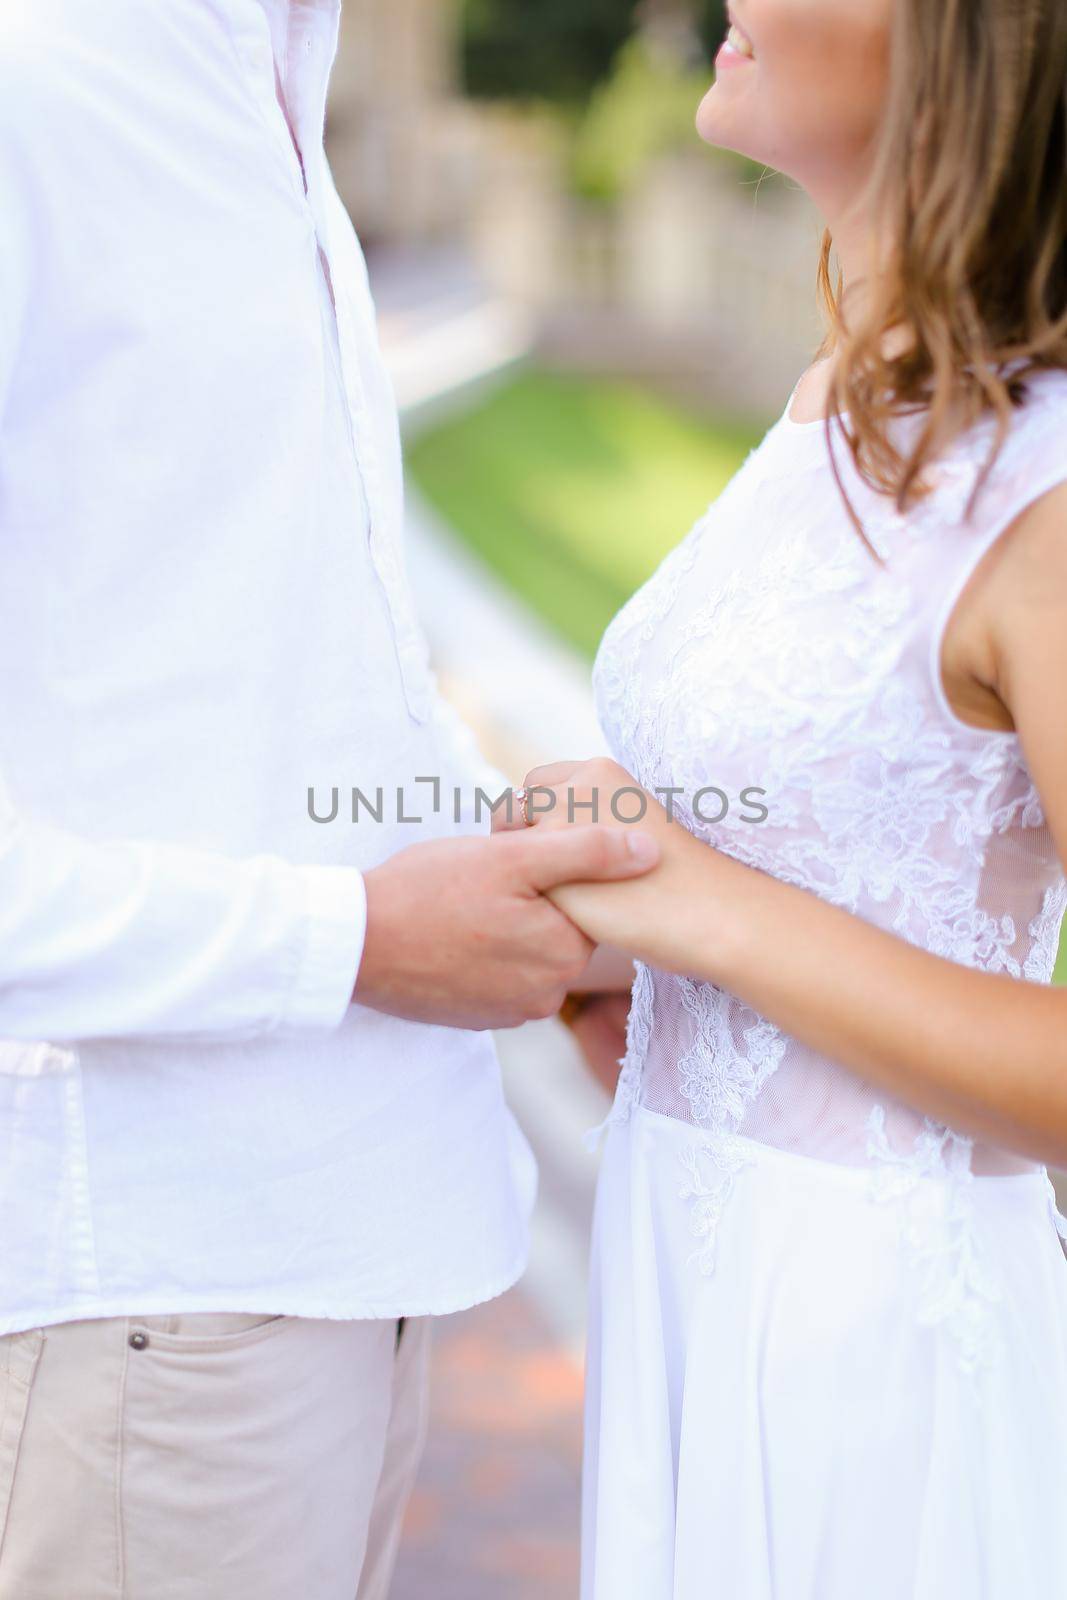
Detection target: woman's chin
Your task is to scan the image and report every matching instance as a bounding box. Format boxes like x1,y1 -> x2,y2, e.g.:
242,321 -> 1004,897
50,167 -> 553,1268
694,86 -> 742,152
695,88 -> 747,155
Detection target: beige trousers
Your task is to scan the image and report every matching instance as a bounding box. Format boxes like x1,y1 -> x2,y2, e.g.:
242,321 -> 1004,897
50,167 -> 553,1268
0,1311 -> 430,1600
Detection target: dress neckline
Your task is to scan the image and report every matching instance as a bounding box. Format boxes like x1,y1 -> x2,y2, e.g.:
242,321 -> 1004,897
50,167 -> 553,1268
781,369 -> 850,434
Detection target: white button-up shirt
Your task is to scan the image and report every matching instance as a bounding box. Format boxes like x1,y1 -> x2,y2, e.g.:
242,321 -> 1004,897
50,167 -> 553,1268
0,0 -> 534,1332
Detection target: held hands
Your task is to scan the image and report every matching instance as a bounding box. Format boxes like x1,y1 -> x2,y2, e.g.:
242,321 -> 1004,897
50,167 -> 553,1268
352,755 -> 715,1034
353,822 -> 659,1031
514,758 -> 714,966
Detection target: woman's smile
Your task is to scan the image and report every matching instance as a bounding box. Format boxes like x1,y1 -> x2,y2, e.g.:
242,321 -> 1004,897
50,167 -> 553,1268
718,12 -> 757,67
697,0 -> 894,202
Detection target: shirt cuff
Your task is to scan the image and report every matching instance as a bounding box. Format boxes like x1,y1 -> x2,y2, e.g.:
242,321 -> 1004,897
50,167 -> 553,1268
279,864 -> 367,1034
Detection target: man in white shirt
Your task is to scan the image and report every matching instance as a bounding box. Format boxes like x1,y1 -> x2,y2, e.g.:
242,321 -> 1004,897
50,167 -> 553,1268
0,2 -> 656,1594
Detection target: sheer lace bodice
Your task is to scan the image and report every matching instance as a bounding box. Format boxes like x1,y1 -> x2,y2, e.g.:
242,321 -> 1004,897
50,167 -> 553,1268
592,371 -> 1067,1363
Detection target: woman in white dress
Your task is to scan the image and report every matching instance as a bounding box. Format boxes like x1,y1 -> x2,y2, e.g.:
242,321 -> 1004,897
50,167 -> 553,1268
516,1 -> 1067,1594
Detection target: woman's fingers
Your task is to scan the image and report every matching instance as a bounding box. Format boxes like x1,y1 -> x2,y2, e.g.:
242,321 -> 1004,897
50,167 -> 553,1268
491,778 -> 575,834
491,791 -> 528,834
521,758 -> 645,834
522,760 -> 584,792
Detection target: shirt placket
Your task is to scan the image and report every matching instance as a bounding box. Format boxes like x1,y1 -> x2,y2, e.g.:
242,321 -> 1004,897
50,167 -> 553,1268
323,238 -> 433,726
234,0 -> 431,723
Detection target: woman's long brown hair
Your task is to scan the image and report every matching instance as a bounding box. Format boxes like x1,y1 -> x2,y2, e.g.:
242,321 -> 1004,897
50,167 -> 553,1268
817,0 -> 1067,554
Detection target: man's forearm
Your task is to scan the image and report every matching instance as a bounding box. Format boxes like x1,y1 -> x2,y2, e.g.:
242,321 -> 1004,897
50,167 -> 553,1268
0,801 -> 364,1043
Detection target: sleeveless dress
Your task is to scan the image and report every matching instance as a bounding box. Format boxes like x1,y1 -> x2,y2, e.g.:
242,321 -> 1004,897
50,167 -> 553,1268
583,369 -> 1067,1599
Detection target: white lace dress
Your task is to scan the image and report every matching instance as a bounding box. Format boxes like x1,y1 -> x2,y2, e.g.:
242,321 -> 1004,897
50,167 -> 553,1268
582,370 -> 1067,1599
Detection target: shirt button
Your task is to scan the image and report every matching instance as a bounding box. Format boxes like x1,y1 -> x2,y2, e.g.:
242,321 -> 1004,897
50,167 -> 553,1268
129,1330 -> 149,1351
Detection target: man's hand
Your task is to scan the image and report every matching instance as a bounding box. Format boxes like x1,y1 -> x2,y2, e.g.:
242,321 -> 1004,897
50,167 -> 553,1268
353,826 -> 658,1031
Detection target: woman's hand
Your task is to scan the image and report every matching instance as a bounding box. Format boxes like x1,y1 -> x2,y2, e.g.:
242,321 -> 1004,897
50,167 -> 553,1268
520,758 -> 676,847
519,757 -> 719,968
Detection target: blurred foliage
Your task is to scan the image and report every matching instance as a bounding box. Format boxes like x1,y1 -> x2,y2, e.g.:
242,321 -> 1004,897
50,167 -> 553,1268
570,36 -> 719,201
407,370 -> 764,658
1057,936 -> 1067,984
462,3 -> 763,202
695,1 -> 732,58
462,0 -> 728,105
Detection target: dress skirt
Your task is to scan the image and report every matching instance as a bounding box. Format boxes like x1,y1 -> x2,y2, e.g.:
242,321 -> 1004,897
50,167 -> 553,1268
581,1104 -> 1067,1599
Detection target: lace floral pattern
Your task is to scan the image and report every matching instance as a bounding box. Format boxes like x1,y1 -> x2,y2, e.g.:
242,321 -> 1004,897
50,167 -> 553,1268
679,1133 -> 755,1277
594,378 -> 1067,1371
1026,881 -> 1067,983
676,979 -> 785,1129
866,1106 -> 1003,1379
602,960 -> 653,1132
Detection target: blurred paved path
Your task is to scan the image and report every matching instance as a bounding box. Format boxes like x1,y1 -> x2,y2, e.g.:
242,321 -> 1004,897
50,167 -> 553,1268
370,244 -> 535,431
374,251 -> 607,1599
391,1026 -> 608,1600
391,1287 -> 583,1600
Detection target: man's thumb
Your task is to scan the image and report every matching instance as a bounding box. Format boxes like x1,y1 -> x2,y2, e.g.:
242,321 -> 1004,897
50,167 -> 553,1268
519,825 -> 659,892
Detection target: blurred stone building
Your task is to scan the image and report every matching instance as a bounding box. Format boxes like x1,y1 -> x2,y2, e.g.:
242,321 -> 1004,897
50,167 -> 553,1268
327,0 -> 479,248
327,0 -> 824,416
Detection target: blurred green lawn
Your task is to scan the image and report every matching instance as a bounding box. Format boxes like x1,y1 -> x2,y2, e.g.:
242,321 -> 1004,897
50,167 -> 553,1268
407,368 -> 1067,979
407,369 -> 764,659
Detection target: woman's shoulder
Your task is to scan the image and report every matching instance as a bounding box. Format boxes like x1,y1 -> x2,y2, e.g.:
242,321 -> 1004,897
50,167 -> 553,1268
935,367 -> 1067,602
933,365 -> 1067,500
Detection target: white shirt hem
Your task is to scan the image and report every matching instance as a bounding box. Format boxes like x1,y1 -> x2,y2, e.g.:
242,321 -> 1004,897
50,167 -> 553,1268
0,1247 -> 530,1338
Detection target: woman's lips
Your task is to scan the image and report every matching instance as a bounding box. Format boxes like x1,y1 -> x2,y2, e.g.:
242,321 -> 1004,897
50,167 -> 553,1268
717,18 -> 756,68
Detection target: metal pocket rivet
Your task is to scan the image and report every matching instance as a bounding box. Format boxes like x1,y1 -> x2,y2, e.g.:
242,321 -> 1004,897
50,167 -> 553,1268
129,1330 -> 149,1351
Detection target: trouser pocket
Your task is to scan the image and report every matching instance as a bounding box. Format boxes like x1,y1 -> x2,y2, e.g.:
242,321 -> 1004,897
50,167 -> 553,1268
120,1316 -> 400,1600
0,1331 -> 43,1559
